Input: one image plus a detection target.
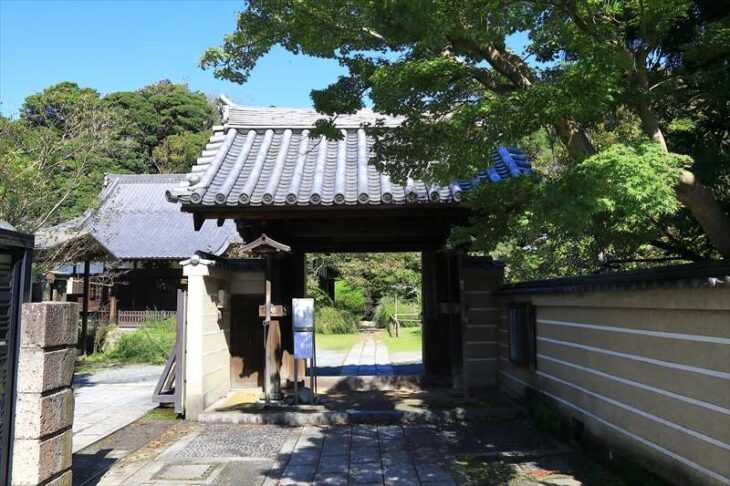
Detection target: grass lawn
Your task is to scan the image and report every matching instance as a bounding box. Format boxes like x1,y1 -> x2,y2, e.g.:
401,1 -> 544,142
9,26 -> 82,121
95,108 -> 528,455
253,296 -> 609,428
382,327 -> 422,354
315,333 -> 360,353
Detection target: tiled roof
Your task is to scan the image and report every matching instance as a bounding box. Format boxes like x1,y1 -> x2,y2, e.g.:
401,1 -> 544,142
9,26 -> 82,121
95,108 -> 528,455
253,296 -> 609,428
166,101 -> 534,208
36,174 -> 241,260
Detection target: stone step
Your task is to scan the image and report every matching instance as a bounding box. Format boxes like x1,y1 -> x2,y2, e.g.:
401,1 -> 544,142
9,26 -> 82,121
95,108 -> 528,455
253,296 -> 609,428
198,405 -> 519,426
316,374 -> 424,392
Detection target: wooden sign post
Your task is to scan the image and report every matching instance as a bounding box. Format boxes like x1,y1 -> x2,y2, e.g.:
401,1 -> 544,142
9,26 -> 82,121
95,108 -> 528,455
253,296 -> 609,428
238,234 -> 291,405
293,298 -> 316,405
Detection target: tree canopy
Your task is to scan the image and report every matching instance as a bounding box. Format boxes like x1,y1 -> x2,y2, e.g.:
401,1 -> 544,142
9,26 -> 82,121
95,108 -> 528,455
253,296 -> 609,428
0,80 -> 216,232
203,0 -> 730,277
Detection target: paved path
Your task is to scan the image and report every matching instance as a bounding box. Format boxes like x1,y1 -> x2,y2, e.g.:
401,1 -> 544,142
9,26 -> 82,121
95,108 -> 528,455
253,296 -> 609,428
72,364 -> 163,452
317,332 -> 423,376
96,418 -> 603,485
277,424 -> 457,485
340,333 -> 394,376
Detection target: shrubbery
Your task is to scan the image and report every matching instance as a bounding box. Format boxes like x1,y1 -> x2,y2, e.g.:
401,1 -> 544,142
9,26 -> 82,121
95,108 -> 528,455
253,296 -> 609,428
101,316 -> 175,364
315,305 -> 358,334
373,295 -> 420,329
334,280 -> 365,315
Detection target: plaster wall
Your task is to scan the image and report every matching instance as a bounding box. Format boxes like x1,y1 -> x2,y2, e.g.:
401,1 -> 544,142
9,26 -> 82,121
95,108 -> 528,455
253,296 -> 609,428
182,258 -> 264,420
498,286 -> 730,486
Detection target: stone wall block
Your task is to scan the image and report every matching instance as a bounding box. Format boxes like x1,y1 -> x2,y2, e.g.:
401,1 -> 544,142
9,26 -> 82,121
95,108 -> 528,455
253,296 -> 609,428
11,430 -> 72,485
20,302 -> 79,348
13,303 -> 77,486
14,388 -> 74,439
16,347 -> 76,394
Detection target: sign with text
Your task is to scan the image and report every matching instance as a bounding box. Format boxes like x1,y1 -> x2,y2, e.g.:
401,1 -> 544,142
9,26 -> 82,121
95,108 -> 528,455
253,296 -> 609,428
292,298 -> 315,359
292,298 -> 314,331
258,304 -> 285,318
294,331 -> 314,359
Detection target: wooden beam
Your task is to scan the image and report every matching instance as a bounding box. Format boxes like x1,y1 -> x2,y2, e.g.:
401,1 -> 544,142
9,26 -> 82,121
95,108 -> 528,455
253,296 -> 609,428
184,204 -> 468,222
80,259 -> 90,356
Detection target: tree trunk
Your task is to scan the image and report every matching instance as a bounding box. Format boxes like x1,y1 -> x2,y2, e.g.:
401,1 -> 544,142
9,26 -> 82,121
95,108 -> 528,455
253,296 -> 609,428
634,97 -> 668,152
478,44 -> 598,161
553,118 -> 596,161
632,86 -> 730,258
676,170 -> 730,258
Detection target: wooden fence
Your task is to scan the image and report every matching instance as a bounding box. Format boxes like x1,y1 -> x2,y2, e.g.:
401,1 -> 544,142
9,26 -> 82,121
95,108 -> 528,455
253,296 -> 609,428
389,312 -> 420,337
116,310 -> 176,328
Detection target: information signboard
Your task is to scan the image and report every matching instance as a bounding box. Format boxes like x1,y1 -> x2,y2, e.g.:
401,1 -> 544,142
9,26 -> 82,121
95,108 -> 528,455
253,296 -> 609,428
294,331 -> 313,359
292,298 -> 317,402
293,298 -> 314,331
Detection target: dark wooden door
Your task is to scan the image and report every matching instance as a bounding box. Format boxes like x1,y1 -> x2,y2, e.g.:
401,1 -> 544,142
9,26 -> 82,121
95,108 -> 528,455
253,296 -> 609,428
230,296 -> 265,388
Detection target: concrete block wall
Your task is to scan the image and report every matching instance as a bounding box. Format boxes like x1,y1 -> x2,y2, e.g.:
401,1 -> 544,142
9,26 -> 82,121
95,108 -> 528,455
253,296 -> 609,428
12,302 -> 78,486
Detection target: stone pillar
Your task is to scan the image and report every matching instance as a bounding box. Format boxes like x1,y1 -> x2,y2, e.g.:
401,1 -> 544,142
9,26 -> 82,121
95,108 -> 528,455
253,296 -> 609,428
181,255 -> 232,421
181,258 -> 211,421
12,302 -> 78,486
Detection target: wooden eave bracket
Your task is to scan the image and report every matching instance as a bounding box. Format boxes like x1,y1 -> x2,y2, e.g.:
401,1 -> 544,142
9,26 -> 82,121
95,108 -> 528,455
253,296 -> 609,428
239,233 -> 291,255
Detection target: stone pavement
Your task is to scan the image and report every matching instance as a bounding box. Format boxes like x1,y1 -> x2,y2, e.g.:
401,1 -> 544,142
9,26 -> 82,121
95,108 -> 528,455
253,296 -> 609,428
94,415 -> 609,485
73,364 -> 163,452
340,334 -> 394,376
276,424 -> 458,485
316,332 -> 423,377
73,415 -> 176,486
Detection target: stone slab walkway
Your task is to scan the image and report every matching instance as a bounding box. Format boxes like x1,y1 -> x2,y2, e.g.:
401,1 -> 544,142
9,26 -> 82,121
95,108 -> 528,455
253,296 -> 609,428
95,415 -> 617,485
73,364 -> 163,452
315,332 -> 423,377
340,334 -> 394,376
275,424 -> 458,485
73,416 -> 175,486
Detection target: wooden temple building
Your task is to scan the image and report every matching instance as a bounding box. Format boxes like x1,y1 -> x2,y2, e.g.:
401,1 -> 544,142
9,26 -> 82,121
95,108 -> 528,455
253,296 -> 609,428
35,174 -> 241,338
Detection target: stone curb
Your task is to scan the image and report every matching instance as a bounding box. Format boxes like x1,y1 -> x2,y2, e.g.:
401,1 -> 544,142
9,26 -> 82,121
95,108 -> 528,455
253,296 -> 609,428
198,406 -> 518,426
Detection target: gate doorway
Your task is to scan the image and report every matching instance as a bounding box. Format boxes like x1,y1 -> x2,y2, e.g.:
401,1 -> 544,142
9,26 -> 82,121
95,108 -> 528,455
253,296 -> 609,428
308,252 -> 424,379
230,295 -> 265,388
170,103 -> 531,419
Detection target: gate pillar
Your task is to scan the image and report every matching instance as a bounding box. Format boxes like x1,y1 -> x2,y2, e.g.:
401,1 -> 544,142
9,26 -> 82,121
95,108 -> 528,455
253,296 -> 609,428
459,257 -> 504,393
181,256 -> 232,420
13,302 -> 77,486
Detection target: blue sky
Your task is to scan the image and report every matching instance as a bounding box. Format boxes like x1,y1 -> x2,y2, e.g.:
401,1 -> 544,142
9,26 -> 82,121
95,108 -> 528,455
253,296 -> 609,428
0,0 -> 347,116
0,1 -> 529,117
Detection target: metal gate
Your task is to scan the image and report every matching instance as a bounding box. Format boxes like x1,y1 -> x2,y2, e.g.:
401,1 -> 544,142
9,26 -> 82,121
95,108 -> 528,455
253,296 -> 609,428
0,225 -> 33,483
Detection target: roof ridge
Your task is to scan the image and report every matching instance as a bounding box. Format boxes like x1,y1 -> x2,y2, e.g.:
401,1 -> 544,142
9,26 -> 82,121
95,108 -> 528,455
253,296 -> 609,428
219,96 -> 403,128
104,173 -> 187,182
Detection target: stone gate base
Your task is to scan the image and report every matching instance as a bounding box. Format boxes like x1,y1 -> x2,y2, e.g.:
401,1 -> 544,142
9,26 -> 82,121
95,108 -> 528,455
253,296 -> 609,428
12,303 -> 77,486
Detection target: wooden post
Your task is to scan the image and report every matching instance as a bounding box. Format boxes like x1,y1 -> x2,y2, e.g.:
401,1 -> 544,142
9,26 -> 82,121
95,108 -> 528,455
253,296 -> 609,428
263,255 -> 272,405
395,295 -> 399,337
80,259 -> 90,355
109,296 -> 117,325
174,288 -> 186,414
457,252 -> 468,397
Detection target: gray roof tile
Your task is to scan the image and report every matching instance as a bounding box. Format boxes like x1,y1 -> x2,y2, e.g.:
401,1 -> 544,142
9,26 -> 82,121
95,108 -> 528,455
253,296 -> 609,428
167,101 -> 535,208
37,174 -> 241,260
